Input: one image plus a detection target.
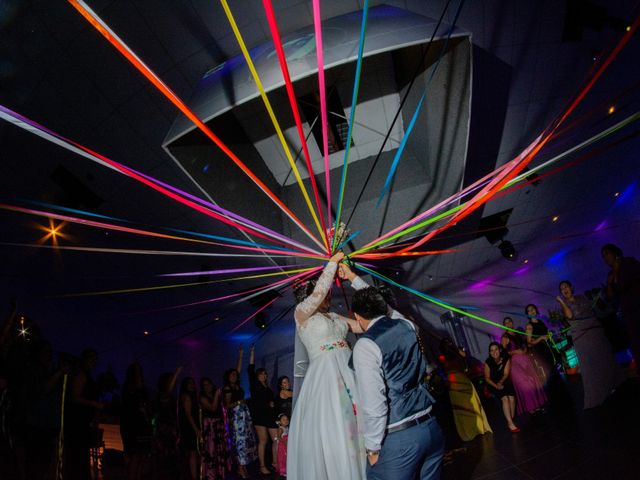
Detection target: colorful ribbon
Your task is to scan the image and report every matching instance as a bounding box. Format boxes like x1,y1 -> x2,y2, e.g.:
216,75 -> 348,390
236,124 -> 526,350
353,264 -> 528,336
220,0 -> 327,246
262,0 -> 329,252
0,104 -> 321,256
159,264 -> 301,278
67,0 -> 325,251
311,0 -> 332,227
332,0 -> 369,251
375,0 -> 465,208
0,203 -> 310,258
52,268 -> 316,298
0,242 -> 315,260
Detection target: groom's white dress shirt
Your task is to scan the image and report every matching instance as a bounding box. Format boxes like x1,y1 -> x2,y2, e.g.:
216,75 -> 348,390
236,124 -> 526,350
350,277 -> 431,451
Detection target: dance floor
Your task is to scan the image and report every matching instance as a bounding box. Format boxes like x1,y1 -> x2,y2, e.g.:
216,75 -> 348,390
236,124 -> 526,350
441,376 -> 640,480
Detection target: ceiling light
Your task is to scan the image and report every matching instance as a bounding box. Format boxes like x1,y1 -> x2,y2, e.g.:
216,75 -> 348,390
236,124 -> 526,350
143,330 -> 149,336
608,105 -> 615,114
552,216 -> 559,222
255,312 -> 267,329
524,259 -> 529,264
614,192 -> 620,197
627,26 -> 632,32
498,240 -> 517,261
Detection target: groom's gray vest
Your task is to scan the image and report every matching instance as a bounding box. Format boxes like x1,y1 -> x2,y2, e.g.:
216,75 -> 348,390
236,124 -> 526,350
357,316 -> 435,425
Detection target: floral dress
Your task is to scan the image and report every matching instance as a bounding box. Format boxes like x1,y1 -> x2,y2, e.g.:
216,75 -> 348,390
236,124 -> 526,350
223,384 -> 257,466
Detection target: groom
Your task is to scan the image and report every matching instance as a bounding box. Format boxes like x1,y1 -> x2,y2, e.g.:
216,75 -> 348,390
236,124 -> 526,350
351,287 -> 444,480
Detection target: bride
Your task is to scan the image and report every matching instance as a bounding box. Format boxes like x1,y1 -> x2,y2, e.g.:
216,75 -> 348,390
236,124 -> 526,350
287,252 -> 366,479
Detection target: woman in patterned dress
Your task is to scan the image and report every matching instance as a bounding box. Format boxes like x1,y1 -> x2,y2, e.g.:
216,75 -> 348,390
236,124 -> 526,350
199,377 -> 231,479
223,346 -> 257,479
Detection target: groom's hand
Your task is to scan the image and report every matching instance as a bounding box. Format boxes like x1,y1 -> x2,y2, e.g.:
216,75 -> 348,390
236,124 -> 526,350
338,263 -> 357,282
367,453 -> 379,466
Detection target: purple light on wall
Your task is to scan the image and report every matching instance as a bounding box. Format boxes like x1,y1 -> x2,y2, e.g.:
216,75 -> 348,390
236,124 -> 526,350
513,265 -> 530,276
595,220 -> 608,231
468,278 -> 493,290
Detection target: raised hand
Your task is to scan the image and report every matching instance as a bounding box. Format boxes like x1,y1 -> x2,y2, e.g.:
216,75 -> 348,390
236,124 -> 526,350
338,263 -> 356,281
329,251 -> 345,264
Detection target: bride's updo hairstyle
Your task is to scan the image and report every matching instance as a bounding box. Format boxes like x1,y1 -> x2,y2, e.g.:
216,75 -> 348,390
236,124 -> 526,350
293,278 -> 318,304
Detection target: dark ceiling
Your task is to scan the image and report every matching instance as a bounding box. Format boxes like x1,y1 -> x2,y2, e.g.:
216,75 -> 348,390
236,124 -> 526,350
1,0 -> 639,382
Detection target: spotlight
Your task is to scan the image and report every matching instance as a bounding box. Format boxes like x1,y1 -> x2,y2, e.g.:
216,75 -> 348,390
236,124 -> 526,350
614,192 -> 620,197
627,25 -> 632,32
608,105 -> 615,115
143,330 -> 149,336
498,240 -> 517,261
552,216 -> 559,222
254,312 -> 267,329
524,259 -> 529,264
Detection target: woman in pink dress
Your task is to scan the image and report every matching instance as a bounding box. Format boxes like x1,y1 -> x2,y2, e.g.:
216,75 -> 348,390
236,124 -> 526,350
500,317 -> 547,414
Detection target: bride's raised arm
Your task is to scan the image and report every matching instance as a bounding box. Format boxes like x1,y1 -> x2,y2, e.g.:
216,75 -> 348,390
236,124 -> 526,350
294,252 -> 344,327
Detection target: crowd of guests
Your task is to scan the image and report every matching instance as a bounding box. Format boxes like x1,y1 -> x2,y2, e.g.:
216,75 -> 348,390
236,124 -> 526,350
0,243 -> 637,478
433,243 -> 638,442
0,311 -> 292,480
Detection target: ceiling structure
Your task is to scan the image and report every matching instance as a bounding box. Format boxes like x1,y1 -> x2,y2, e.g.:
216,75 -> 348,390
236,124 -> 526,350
1,0 -> 639,381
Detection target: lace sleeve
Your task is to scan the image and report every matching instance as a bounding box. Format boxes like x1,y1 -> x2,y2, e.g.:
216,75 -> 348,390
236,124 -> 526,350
294,262 -> 338,326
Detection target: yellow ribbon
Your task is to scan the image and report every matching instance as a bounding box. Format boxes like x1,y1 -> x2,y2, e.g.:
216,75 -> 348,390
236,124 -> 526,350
52,267 -> 316,297
220,0 -> 328,248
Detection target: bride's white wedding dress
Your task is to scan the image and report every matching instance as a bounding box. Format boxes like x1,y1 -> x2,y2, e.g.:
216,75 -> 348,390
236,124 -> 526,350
287,262 -> 366,480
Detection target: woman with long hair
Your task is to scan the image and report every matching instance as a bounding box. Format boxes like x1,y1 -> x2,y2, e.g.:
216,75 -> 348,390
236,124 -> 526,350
199,377 -> 231,480
274,376 -> 293,418
556,280 -> 619,408
484,342 -> 519,433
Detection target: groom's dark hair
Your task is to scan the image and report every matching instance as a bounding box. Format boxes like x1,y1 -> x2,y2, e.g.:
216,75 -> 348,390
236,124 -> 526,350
352,287 -> 388,320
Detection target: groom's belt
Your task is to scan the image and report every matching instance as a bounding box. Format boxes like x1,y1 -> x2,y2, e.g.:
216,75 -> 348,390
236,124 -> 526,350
386,409 -> 434,434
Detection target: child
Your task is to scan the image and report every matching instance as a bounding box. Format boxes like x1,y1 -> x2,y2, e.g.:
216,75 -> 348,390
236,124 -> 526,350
275,413 -> 289,479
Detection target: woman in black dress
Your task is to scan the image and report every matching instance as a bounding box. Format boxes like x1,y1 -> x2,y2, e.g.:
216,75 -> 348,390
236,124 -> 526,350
484,342 -> 519,432
179,377 -> 201,480
274,376 -> 293,418
248,345 -> 278,475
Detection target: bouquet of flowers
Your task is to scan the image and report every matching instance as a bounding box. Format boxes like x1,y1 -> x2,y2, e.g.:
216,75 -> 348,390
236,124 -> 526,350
328,222 -> 350,249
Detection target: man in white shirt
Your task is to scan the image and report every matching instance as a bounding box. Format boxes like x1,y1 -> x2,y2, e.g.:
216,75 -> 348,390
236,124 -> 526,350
350,286 -> 444,480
